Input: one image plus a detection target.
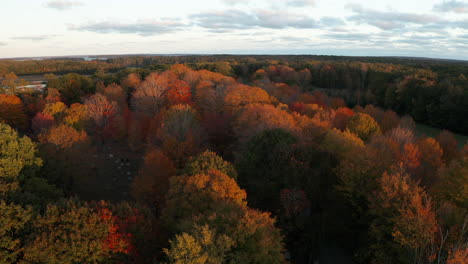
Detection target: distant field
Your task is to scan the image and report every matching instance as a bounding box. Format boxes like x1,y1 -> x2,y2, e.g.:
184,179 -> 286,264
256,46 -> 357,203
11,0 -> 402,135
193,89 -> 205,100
415,123 -> 468,147
0,75 -> 47,83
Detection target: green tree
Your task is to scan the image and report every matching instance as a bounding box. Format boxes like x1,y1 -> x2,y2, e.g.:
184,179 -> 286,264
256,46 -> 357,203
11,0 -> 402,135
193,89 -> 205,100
48,73 -> 94,103
0,200 -> 32,263
236,129 -> 297,210
0,123 -> 42,194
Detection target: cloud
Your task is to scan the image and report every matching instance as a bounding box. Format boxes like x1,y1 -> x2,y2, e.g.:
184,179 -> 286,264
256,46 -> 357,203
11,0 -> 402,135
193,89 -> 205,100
319,17 -> 345,27
45,0 -> 84,10
11,35 -> 61,41
278,36 -> 312,42
346,4 -> 440,30
68,20 -> 185,36
322,33 -> 371,42
190,9 -> 317,31
222,0 -> 249,5
433,1 -> 468,13
288,0 -> 315,7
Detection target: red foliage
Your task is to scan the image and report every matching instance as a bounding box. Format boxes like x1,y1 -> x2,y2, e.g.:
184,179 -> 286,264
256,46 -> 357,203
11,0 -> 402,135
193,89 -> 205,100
31,112 -> 56,134
166,79 -> 192,106
99,208 -> 134,255
334,107 -> 354,130
289,102 -> 305,114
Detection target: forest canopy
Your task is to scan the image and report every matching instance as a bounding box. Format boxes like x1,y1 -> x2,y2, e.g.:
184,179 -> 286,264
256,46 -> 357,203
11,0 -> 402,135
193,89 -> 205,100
0,55 -> 467,264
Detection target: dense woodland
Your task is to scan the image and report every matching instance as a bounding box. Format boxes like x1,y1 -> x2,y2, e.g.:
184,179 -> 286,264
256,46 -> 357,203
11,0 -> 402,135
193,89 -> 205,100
0,56 -> 467,264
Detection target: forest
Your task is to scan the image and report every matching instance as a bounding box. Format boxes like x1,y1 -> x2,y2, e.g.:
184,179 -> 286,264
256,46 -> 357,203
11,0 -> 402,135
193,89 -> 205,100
0,56 -> 467,264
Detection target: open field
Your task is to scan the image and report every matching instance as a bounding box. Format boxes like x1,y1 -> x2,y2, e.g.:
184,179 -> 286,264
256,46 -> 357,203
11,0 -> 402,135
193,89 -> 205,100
415,123 -> 468,147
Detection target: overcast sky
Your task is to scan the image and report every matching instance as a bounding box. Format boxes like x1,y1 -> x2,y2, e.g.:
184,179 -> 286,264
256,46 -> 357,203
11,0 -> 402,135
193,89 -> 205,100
1,0 -> 467,59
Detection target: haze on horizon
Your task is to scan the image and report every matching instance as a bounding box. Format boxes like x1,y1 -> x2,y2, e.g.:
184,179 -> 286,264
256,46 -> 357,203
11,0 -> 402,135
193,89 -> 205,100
1,0 -> 467,60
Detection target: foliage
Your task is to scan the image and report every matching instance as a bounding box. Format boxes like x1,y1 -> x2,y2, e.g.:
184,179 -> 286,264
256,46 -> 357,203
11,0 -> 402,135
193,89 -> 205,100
0,200 -> 32,263
236,129 -> 297,210
346,112 -> 381,141
0,94 -> 28,130
23,199 -> 130,264
131,148 -> 176,211
184,151 -> 237,179
0,123 -> 42,194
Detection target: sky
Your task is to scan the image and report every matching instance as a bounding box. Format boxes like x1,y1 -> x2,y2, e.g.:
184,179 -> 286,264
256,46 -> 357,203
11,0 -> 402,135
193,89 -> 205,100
0,0 -> 467,59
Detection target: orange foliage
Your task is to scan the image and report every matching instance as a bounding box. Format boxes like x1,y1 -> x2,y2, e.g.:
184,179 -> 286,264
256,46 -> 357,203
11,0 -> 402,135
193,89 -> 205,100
131,148 -> 176,210
45,88 -> 61,104
101,83 -> 126,109
233,103 -> 298,142
0,94 -> 27,129
447,248 -> 468,264
38,125 -> 88,148
399,143 -> 421,176
121,73 -> 141,90
224,85 -> 272,112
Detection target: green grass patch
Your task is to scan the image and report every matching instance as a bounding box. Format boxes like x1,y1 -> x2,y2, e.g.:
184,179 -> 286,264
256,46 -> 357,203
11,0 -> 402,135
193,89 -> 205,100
415,123 -> 468,147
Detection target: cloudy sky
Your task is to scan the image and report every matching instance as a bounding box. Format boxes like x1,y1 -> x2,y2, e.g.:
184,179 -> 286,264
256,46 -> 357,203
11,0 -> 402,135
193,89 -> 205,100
1,0 -> 467,59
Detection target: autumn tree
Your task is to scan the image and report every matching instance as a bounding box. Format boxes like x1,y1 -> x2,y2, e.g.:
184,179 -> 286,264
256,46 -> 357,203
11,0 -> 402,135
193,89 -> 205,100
162,170 -> 287,264
37,125 -> 94,192
84,93 -> 117,142
346,112 -> 381,141
38,124 -> 88,149
368,172 -> 437,264
121,73 -> 141,91
437,130 -> 460,164
447,247 -> 468,264
163,170 -> 247,228
333,107 -> 354,131
31,113 -> 55,135
0,200 -> 32,263
0,123 -> 42,194
99,83 -> 127,110
23,199 -> 130,264
64,103 -> 89,129
132,72 -> 173,115
44,88 -> 61,104
158,104 -> 204,167
224,84 -> 272,113
322,128 -> 364,159
233,103 -> 298,143
166,79 -> 192,106
1,72 -> 18,91
42,102 -> 67,122
164,225 -> 233,264
131,148 -> 176,212
0,94 -> 28,130
184,150 -> 237,179
416,138 -> 444,189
